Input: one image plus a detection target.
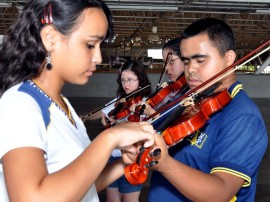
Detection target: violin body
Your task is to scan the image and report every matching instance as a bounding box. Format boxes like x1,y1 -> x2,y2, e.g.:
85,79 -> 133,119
163,89 -> 231,146
107,95 -> 143,126
147,74 -> 187,110
127,75 -> 188,122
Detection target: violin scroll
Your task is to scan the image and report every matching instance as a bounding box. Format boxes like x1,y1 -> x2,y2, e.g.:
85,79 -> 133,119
125,146 -> 161,185
147,74 -> 187,110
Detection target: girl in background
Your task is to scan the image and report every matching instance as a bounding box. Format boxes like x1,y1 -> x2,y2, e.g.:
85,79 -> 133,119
102,60 -> 152,202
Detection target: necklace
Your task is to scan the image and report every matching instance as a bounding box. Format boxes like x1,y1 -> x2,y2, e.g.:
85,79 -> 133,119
30,79 -> 76,126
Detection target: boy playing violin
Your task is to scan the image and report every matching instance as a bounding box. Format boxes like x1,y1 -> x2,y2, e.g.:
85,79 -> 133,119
147,18 -> 268,201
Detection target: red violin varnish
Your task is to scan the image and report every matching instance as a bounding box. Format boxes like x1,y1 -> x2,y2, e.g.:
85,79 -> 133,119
162,89 -> 231,146
127,74 -> 187,122
127,104 -> 146,122
147,74 -> 187,109
81,85 -> 150,123
125,147 -> 161,185
105,85 -> 152,127
105,95 -> 143,128
109,95 -> 143,120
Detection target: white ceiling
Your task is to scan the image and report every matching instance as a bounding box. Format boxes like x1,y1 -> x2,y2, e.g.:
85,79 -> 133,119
0,0 -> 270,58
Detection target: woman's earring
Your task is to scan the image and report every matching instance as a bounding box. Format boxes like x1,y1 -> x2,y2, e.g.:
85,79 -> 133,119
45,51 -> 52,70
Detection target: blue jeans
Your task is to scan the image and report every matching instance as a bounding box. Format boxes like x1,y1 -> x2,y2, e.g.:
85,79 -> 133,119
108,156 -> 143,194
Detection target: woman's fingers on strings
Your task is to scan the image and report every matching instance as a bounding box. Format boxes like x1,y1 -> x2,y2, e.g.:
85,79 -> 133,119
161,82 -> 168,88
137,121 -> 156,134
137,122 -> 156,148
122,151 -> 136,164
111,122 -> 155,149
119,145 -> 137,155
129,103 -> 136,112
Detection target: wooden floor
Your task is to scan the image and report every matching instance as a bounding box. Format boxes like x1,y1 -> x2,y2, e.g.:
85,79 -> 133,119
68,97 -> 270,202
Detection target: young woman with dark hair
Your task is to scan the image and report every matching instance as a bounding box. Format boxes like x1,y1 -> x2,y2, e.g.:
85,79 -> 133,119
102,60 -> 151,202
0,1 -> 156,201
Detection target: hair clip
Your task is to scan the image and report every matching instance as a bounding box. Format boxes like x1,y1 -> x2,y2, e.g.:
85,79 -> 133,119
41,3 -> 53,25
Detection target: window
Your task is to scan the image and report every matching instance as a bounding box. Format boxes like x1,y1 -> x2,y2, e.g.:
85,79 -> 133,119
147,49 -> 163,59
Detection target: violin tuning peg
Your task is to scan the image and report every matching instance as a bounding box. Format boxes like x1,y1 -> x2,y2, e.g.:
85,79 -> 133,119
139,146 -> 146,152
145,161 -> 158,168
141,104 -> 146,110
149,148 -> 161,157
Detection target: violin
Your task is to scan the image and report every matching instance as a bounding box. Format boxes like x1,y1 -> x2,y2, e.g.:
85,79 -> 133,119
106,85 -> 152,127
81,85 -> 150,125
127,74 -> 188,122
162,89 -> 231,146
108,95 -> 143,120
147,73 -> 187,110
124,38 -> 270,185
104,95 -> 143,128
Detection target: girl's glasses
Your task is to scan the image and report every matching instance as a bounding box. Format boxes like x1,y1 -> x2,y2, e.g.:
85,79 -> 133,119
120,78 -> 138,84
167,57 -> 180,66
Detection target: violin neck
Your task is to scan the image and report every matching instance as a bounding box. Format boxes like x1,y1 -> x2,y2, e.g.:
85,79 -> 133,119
195,82 -> 222,100
155,52 -> 172,92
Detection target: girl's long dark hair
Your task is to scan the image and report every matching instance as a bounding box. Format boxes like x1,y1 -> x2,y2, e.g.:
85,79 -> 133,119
162,37 -> 181,57
116,60 -> 151,98
0,0 -> 113,97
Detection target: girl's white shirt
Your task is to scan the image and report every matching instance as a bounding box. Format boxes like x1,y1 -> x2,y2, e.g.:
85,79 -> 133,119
0,83 -> 99,202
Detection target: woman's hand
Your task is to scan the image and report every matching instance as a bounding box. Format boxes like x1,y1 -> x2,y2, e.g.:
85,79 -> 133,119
122,149 -> 138,164
130,101 -> 156,116
121,133 -> 170,173
121,141 -> 144,164
148,134 -> 170,172
108,121 -> 156,154
160,81 -> 169,88
101,114 -> 116,127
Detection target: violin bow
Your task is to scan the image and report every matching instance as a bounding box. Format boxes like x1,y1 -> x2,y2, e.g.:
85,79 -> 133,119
81,84 -> 151,121
145,39 -> 270,122
155,52 -> 173,92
